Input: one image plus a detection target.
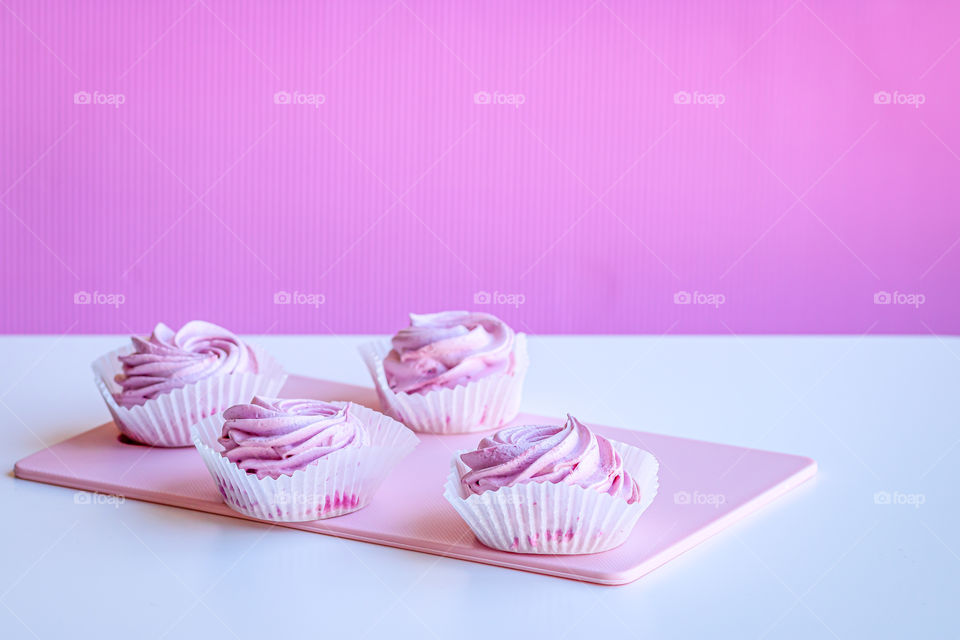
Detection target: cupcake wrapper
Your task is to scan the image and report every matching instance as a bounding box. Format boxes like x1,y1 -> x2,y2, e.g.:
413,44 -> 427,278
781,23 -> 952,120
443,441 -> 659,554
192,403 -> 419,522
92,344 -> 287,448
358,333 -> 529,434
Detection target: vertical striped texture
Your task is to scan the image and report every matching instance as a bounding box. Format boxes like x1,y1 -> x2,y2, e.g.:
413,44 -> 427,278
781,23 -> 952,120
2,0 -> 958,334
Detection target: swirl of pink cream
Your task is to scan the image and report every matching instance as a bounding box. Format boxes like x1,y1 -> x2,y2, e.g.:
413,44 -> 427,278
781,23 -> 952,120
459,415 -> 641,504
383,311 -> 517,394
115,321 -> 258,408
218,397 -> 369,479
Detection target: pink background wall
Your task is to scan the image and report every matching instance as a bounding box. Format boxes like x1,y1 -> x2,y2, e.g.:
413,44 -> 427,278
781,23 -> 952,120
2,0 -> 958,335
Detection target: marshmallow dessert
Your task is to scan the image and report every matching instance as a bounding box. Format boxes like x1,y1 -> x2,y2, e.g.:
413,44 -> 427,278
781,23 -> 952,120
192,397 -> 418,522
444,415 -> 659,554
92,321 -> 286,447
219,398 -> 370,479
359,311 -> 529,434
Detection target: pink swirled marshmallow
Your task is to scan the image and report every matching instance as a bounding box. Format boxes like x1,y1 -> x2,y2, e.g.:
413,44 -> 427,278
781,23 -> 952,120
115,321 -> 258,408
383,311 -> 517,394
218,397 -> 369,479
459,415 -> 641,504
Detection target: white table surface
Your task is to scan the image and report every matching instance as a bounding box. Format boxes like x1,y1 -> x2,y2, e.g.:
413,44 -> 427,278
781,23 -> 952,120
1,335 -> 957,639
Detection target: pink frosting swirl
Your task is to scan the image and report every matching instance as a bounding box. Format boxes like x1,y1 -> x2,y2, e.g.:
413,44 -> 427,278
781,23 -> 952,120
218,397 -> 369,479
383,311 -> 517,394
115,321 -> 258,408
459,415 -> 640,504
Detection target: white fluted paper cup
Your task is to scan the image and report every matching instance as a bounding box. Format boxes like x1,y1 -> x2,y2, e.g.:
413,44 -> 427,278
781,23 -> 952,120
92,345 -> 287,448
358,333 -> 529,434
191,403 -> 419,522
443,440 -> 659,554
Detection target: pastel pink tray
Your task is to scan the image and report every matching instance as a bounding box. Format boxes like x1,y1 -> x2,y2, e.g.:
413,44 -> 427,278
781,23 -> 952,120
13,375 -> 816,586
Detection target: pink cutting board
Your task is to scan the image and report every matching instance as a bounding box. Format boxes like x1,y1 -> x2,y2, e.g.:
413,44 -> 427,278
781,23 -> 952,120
13,375 -> 816,586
